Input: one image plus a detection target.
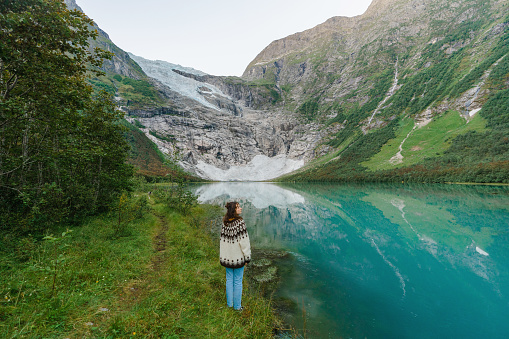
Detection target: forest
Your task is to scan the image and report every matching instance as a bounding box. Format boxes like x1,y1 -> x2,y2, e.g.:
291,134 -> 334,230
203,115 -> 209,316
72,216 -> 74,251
0,0 -> 134,234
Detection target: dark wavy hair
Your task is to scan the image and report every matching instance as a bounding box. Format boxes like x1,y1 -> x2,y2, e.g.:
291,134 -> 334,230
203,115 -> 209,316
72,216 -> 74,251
223,201 -> 241,223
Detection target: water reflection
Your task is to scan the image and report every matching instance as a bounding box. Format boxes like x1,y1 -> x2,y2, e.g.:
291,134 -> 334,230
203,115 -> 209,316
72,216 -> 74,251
194,182 -> 509,338
195,182 -> 305,208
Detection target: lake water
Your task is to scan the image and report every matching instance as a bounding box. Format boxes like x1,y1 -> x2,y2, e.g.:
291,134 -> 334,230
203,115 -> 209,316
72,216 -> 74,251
193,182 -> 509,338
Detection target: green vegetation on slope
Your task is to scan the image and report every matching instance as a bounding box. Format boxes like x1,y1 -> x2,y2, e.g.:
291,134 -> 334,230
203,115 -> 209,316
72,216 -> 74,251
122,121 -> 201,182
123,121 -> 171,178
282,10 -> 509,184
362,111 -> 487,171
88,73 -> 164,109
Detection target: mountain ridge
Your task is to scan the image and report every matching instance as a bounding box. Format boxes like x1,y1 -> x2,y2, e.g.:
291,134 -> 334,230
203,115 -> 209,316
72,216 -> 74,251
72,0 -> 509,182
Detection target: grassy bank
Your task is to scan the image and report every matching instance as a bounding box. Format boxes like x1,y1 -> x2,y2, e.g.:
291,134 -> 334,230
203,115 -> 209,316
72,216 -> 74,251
0,193 -> 277,338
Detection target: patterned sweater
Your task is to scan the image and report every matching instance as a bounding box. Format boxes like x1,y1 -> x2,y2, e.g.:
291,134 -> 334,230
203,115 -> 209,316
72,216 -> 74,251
220,217 -> 251,268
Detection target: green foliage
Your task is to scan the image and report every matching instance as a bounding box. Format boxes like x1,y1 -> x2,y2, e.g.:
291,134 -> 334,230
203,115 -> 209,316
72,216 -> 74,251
388,57 -> 459,117
341,121 -> 399,164
487,25 -> 509,88
112,74 -> 122,82
153,184 -> 197,215
88,78 -> 116,95
149,129 -> 176,143
133,119 -> 146,129
298,98 -> 320,121
327,68 -> 395,147
153,155 -> 199,214
42,230 -> 73,297
281,84 -> 293,93
450,43 -> 509,97
480,88 -> 509,129
436,89 -> 509,167
488,54 -> 509,87
0,200 -> 155,337
0,0 -> 133,233
425,19 -> 485,63
110,192 -> 150,237
265,84 -> 282,103
120,77 -> 159,100
363,112 -> 488,171
89,72 -> 164,109
288,69 -> 509,184
122,120 -> 186,178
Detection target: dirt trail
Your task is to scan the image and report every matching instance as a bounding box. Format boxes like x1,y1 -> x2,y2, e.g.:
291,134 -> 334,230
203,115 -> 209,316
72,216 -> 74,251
151,212 -> 170,272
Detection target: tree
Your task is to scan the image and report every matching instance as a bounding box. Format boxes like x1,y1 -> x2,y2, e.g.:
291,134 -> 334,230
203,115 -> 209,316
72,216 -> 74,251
0,0 -> 133,232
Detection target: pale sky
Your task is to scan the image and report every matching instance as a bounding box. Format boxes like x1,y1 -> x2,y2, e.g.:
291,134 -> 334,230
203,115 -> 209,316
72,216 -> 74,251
76,0 -> 373,76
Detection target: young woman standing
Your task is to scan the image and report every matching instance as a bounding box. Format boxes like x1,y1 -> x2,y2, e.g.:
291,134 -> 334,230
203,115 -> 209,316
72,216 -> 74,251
220,202 -> 251,310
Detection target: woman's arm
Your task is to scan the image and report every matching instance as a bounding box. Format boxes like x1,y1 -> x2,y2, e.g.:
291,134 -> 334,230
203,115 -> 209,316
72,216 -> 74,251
238,220 -> 251,263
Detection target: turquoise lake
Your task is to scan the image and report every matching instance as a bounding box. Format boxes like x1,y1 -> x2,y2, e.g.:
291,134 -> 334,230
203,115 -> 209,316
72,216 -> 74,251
193,182 -> 509,338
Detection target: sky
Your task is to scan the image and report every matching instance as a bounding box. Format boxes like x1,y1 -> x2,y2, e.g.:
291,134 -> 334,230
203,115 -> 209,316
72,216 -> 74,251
76,0 -> 373,76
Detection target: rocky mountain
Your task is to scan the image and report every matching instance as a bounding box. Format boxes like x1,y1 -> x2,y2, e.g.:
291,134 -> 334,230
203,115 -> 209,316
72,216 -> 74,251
242,0 -> 509,182
67,0 -> 330,181
71,0 -> 509,182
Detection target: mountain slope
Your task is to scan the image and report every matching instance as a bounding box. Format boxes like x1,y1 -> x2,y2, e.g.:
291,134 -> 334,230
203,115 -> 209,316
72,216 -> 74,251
242,0 -> 509,183
69,0 -> 509,183
124,54 -> 322,181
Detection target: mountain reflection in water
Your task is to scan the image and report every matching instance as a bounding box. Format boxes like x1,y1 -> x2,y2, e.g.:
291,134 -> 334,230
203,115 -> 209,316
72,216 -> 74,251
194,182 -> 509,339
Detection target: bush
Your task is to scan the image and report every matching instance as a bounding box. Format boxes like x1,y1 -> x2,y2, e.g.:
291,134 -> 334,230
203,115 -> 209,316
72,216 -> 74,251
153,182 -> 197,215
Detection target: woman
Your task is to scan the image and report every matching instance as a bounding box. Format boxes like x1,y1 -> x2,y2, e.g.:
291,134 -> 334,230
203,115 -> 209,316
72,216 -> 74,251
220,201 -> 251,310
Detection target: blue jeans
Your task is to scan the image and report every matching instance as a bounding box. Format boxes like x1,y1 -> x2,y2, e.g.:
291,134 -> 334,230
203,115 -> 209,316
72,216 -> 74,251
225,266 -> 245,310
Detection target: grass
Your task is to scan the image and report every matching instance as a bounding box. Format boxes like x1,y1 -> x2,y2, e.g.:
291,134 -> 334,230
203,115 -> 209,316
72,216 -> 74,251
362,111 -> 487,171
0,193 -> 277,338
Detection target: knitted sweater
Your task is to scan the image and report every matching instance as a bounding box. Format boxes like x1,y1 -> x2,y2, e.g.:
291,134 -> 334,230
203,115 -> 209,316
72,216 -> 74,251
220,217 -> 251,269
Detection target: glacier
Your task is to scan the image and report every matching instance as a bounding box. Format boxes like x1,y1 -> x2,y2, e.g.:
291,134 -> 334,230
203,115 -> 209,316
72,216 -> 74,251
128,53 -> 308,181
128,53 -> 229,110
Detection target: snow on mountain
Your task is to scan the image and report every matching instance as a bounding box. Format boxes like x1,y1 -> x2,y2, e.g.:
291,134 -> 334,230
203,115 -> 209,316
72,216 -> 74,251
128,53 -> 230,110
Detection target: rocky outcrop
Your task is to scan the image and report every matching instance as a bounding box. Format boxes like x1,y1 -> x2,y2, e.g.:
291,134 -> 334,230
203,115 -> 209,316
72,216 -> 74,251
172,69 -> 281,109
127,102 -> 322,173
